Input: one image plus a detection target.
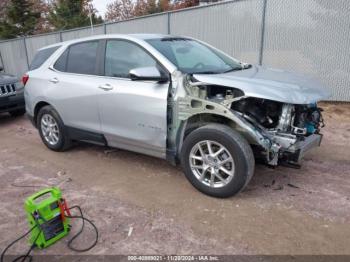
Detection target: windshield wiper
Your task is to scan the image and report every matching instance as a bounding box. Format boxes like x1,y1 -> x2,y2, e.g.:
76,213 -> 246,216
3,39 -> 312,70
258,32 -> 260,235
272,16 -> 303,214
194,71 -> 220,75
223,64 -> 252,73
193,63 -> 253,75
222,67 -> 243,73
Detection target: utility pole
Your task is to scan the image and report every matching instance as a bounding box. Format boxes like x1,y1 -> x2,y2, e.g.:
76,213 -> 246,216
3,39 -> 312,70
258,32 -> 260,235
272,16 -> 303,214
88,3 -> 94,35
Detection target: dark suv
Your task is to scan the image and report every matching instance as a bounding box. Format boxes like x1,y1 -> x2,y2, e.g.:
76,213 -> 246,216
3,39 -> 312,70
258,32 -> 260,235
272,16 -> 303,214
0,66 -> 25,117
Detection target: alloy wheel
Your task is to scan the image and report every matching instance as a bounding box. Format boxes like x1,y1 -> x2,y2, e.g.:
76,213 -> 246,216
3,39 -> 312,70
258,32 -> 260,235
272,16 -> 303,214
41,114 -> 60,146
189,140 -> 235,188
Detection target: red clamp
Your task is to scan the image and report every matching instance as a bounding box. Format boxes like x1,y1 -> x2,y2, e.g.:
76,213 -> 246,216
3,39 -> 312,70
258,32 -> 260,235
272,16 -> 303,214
58,198 -> 71,221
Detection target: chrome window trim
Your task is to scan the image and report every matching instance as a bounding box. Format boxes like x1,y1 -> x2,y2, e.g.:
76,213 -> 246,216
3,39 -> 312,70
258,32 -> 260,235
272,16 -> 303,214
49,65 -> 168,84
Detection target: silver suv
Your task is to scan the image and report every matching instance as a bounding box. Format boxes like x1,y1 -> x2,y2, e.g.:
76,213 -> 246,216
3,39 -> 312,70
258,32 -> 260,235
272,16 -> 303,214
24,34 -> 330,198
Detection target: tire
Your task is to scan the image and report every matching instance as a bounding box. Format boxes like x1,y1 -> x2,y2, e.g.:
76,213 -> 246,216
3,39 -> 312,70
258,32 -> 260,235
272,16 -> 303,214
181,124 -> 255,198
9,109 -> 26,117
37,105 -> 71,151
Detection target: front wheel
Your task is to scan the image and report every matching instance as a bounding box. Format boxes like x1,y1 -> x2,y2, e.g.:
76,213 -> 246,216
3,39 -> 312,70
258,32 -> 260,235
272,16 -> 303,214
181,124 -> 255,198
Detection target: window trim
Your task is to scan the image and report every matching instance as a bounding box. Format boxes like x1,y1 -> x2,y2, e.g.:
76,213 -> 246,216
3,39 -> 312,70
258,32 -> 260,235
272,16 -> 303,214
50,38 -> 170,81
102,38 -> 169,80
53,48 -> 69,72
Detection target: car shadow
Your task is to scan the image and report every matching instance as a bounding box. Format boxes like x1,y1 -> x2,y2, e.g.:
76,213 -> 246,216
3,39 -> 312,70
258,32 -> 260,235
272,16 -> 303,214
0,112 -> 26,125
68,138 -> 302,197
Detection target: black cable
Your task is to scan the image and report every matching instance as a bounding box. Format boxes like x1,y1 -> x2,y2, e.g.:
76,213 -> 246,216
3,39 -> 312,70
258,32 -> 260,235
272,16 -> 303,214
0,224 -> 40,262
1,205 -> 98,262
65,205 -> 99,252
13,228 -> 41,262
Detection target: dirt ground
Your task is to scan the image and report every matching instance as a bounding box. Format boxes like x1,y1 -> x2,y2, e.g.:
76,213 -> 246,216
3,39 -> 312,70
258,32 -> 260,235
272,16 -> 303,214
0,103 -> 349,257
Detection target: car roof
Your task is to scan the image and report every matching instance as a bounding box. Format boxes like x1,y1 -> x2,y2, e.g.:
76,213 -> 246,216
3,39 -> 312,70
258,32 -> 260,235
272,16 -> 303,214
38,33 -> 176,51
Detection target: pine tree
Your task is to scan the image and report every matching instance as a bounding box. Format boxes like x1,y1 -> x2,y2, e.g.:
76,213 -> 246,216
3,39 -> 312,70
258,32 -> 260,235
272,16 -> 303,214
48,0 -> 103,31
0,0 -> 40,39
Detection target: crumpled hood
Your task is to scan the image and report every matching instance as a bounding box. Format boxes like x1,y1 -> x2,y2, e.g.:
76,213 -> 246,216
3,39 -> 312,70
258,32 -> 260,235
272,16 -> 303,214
0,73 -> 18,84
193,65 -> 331,104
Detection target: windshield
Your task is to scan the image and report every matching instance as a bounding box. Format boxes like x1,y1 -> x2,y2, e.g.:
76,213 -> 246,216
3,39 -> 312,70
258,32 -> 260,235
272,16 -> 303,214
146,38 -> 242,74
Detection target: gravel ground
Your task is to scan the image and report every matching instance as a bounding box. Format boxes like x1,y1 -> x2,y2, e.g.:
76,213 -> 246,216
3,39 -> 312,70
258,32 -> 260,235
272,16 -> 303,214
0,102 -> 349,257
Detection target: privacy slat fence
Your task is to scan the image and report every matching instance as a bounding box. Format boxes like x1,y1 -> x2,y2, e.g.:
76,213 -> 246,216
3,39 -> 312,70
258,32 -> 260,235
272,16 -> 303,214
0,0 -> 349,101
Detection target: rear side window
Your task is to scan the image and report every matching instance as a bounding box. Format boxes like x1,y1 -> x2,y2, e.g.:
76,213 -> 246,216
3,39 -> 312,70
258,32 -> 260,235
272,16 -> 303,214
54,41 -> 99,75
66,41 -> 99,75
54,49 -> 68,71
30,46 -> 60,70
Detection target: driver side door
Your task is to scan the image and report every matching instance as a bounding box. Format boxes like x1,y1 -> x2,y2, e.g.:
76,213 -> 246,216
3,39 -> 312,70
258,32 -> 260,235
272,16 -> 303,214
97,39 -> 170,158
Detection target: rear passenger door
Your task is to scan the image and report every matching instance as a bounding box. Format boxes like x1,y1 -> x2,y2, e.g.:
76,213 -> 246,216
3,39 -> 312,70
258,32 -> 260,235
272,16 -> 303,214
49,40 -> 103,134
96,39 -> 169,158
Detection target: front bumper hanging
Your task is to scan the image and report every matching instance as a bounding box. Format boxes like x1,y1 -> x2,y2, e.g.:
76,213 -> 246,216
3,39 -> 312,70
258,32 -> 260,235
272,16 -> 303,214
283,134 -> 323,164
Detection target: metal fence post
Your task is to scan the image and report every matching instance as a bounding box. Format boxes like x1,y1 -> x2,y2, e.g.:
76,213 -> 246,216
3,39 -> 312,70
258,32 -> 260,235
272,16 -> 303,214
0,51 -> 5,72
23,37 -> 30,69
259,0 -> 268,65
59,31 -> 63,42
104,23 -> 107,34
167,12 -> 171,34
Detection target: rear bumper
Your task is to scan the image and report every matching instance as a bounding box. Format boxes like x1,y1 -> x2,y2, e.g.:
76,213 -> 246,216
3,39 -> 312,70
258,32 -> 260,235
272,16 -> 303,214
0,93 -> 25,113
287,134 -> 323,163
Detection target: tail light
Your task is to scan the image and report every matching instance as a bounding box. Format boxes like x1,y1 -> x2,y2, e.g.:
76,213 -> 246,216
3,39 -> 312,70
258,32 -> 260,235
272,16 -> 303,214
22,74 -> 29,86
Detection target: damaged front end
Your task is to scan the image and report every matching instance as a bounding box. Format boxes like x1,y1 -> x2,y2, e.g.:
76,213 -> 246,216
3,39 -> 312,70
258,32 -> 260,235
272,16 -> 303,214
169,71 -> 328,167
231,99 -> 324,167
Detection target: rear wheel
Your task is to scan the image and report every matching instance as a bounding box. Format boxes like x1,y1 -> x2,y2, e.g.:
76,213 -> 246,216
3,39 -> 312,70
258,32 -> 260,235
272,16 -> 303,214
181,124 -> 255,198
37,105 -> 71,151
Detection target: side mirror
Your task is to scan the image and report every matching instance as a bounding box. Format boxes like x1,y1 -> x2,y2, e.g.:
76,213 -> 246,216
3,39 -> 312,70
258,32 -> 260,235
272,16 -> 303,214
0,66 -> 3,72
129,67 -> 168,83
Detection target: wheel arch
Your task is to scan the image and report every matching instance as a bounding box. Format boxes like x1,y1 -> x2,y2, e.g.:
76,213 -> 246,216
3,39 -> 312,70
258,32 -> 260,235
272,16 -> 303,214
33,101 -> 51,127
176,113 -> 241,159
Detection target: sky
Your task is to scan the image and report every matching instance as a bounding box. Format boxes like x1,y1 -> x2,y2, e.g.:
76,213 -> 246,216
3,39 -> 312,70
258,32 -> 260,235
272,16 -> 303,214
92,0 -> 113,18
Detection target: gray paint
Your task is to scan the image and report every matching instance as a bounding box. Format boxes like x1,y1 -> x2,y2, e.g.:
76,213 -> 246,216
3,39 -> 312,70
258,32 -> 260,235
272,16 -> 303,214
24,33 -> 327,172
194,65 -> 331,104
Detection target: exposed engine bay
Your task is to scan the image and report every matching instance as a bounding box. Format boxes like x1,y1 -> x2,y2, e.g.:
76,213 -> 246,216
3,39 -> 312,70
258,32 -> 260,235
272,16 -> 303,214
231,97 -> 324,135
175,77 -> 325,167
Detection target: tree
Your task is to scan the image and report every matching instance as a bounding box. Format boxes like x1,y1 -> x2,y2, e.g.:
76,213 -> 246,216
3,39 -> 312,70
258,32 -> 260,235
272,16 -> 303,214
105,0 -> 136,21
172,0 -> 199,9
31,0 -> 53,34
105,0 -> 199,22
48,0 -> 103,31
0,0 -> 41,39
0,0 -> 10,19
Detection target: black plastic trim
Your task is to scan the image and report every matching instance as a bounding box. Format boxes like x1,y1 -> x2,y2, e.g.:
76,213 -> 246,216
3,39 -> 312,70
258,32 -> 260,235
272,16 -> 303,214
0,94 -> 25,113
66,126 -> 107,146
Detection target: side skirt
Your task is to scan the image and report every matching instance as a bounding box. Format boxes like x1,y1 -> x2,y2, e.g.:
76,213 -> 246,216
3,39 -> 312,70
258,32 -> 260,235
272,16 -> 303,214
66,126 -> 107,146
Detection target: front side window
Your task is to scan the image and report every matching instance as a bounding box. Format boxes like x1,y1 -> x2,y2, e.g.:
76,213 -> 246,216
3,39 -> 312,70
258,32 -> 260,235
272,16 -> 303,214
66,41 -> 99,75
105,40 -> 157,78
30,46 -> 60,70
146,38 -> 242,74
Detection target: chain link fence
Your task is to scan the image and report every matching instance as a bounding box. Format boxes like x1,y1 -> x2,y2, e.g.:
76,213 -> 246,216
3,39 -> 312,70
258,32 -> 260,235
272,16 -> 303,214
0,0 -> 348,101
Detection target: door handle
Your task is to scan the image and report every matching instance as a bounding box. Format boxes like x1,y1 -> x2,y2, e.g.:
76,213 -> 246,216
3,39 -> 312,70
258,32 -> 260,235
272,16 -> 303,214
98,84 -> 114,91
49,77 -> 59,84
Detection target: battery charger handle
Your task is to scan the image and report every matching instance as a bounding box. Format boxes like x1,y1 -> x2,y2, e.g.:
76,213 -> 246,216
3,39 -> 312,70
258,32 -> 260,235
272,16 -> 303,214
27,187 -> 61,205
